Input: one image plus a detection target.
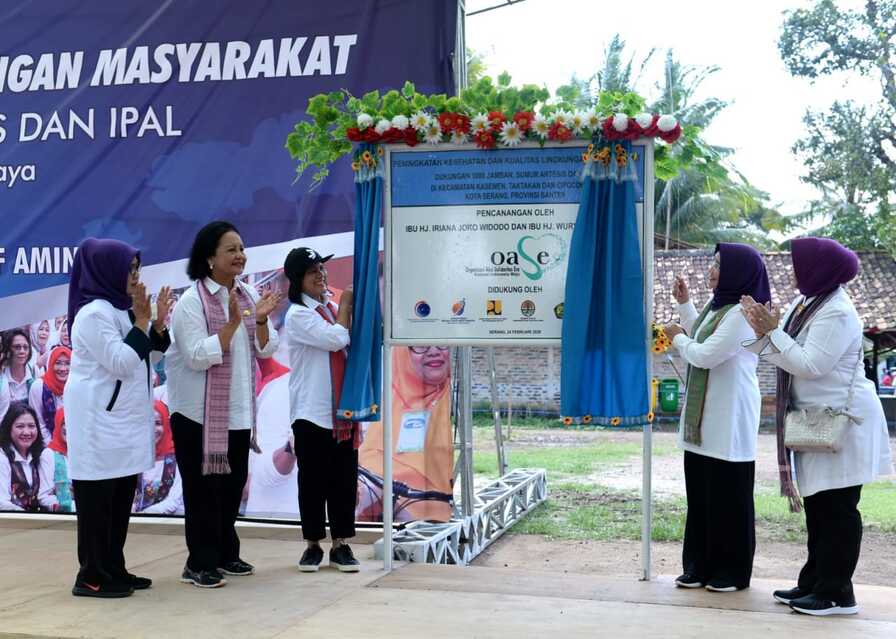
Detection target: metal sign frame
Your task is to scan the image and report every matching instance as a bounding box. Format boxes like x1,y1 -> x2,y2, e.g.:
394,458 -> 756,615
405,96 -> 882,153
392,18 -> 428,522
380,139 -> 655,578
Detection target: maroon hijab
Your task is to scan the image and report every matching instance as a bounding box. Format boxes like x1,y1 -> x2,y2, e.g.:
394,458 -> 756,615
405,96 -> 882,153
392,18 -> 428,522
791,237 -> 859,298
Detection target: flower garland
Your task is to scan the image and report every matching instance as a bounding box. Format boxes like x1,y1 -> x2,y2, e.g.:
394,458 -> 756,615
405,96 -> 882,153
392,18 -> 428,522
347,109 -> 681,149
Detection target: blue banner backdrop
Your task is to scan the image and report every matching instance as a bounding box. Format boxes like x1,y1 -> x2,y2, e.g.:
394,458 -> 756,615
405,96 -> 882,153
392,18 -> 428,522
0,0 -> 457,323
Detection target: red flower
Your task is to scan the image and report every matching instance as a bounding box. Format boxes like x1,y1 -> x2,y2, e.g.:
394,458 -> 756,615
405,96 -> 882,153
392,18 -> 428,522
658,122 -> 682,143
600,119 -> 623,141
403,127 -> 419,147
346,127 -> 363,142
383,127 -> 405,143
641,114 -> 660,137
547,123 -> 572,142
487,110 -> 506,132
361,128 -> 381,143
474,129 -> 496,149
623,120 -> 645,141
454,114 -> 471,134
438,112 -> 458,132
513,111 -> 534,132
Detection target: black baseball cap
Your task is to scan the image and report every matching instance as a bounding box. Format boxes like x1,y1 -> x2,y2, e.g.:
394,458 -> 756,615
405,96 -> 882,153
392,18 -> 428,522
284,247 -> 333,302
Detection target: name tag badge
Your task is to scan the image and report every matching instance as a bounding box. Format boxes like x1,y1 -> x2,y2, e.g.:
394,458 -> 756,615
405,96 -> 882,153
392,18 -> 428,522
396,410 -> 430,453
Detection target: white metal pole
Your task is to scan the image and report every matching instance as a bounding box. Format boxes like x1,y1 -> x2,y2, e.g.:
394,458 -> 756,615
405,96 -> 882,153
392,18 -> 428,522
382,343 -> 394,572
641,140 -> 656,581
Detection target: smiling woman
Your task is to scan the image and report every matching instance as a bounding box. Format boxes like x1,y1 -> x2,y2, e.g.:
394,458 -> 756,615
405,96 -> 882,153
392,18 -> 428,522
0,402 -> 57,513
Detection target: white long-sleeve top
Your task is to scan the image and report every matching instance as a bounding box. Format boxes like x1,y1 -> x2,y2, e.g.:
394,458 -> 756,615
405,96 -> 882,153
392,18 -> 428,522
748,288 -> 893,496
165,278 -> 278,429
64,300 -> 161,481
672,301 -> 761,462
2,366 -> 35,403
286,294 -> 350,429
0,448 -> 58,511
28,379 -> 62,444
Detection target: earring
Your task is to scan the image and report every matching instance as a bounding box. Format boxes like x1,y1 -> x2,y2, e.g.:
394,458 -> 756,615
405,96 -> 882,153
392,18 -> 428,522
208,262 -> 214,272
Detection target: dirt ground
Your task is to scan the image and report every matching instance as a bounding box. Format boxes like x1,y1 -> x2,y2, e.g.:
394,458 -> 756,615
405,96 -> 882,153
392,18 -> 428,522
472,429 -> 896,587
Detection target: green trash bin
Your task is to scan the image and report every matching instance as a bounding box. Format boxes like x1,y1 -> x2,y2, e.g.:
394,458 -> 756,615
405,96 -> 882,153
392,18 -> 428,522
659,378 -> 680,413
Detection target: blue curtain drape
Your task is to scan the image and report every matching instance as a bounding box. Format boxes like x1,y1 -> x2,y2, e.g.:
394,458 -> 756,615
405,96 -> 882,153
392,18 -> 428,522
560,140 -> 649,426
337,143 -> 383,421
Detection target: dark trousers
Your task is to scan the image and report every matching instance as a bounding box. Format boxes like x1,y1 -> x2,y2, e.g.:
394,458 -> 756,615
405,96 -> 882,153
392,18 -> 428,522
293,420 -> 358,541
798,485 -> 863,602
682,451 -> 756,588
171,413 -> 249,572
72,474 -> 138,585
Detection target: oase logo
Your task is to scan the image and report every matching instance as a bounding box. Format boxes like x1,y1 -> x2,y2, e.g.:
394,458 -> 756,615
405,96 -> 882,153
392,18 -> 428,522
489,233 -> 567,281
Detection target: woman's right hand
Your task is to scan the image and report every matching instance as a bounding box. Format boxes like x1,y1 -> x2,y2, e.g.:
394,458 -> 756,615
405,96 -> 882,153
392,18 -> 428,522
340,286 -> 354,309
672,276 -> 689,305
227,289 -> 242,327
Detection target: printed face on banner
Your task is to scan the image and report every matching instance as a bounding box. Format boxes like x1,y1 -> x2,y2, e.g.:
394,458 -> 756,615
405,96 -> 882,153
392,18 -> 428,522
388,143 -> 648,342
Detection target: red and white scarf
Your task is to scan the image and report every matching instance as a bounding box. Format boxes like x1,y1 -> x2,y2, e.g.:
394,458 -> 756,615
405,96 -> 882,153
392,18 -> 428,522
314,301 -> 361,449
197,280 -> 258,475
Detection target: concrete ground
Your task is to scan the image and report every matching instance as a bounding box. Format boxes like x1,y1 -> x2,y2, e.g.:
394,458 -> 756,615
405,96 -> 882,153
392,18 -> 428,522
0,517 -> 893,639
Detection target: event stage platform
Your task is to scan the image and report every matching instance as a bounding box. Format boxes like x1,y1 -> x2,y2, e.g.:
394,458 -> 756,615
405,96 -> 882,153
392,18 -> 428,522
0,517 -> 893,638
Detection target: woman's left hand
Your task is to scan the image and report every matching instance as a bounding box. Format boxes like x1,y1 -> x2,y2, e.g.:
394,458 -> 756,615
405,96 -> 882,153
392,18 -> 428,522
255,291 -> 282,323
153,286 -> 173,332
663,323 -> 685,340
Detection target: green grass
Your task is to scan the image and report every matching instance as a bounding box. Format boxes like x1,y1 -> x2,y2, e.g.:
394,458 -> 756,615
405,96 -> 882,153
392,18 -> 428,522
473,442 -> 642,477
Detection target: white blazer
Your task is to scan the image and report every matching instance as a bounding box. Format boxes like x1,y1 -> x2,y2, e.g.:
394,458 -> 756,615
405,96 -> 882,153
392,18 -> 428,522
752,288 -> 894,497
673,302 -> 761,462
64,300 -> 162,481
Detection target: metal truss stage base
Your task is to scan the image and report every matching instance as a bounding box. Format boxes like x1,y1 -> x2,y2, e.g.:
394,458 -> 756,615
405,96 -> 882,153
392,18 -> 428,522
375,468 -> 547,566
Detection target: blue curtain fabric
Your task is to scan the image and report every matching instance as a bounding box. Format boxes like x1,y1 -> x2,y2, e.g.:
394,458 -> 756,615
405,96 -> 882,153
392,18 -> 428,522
560,140 -> 649,426
337,143 -> 383,421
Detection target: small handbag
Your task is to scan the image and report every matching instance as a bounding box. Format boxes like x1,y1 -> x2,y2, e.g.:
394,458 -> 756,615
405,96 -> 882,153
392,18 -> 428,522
784,348 -> 864,453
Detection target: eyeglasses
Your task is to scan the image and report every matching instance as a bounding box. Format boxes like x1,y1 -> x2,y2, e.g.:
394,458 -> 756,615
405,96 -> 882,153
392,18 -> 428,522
11,344 -> 29,351
409,346 -> 450,354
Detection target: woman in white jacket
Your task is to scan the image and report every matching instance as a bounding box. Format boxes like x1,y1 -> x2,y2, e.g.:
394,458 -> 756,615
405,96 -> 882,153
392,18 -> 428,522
663,243 -> 770,593
64,238 -> 172,599
743,237 -> 894,617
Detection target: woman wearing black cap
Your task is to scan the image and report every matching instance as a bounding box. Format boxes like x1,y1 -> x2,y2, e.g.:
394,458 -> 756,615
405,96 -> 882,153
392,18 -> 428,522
283,247 -> 361,572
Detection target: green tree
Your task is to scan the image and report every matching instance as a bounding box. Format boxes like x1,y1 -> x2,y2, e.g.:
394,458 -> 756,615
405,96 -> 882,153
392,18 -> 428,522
466,47 -> 488,86
779,0 -> 896,254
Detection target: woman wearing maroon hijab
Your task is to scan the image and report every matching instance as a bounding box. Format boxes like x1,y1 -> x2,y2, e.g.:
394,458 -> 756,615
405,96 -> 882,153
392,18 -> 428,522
64,238 -> 172,598
664,243 -> 770,593
743,237 -> 893,616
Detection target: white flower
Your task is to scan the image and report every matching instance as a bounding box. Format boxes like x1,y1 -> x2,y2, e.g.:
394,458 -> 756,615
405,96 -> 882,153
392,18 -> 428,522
357,113 -> 373,129
471,113 -> 489,132
612,113 -> 629,132
532,114 -> 550,139
553,110 -> 571,127
450,130 -> 468,145
391,114 -> 410,130
423,121 -> 443,144
570,111 -> 587,133
635,112 -> 654,129
411,111 -> 431,132
657,114 -> 678,132
586,112 -> 601,129
375,119 -> 391,135
499,121 -> 523,146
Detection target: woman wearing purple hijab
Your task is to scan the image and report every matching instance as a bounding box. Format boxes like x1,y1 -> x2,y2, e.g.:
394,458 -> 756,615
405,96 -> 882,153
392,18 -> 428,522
744,237 -> 893,616
663,243 -> 770,593
64,238 -> 173,599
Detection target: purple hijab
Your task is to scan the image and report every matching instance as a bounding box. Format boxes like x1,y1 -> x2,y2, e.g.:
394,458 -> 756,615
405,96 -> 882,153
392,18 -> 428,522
68,238 -> 139,328
791,237 -> 859,298
711,243 -> 771,310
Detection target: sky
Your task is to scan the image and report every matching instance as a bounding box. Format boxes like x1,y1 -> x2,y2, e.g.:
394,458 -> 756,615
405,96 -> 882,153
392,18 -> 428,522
465,0 -> 880,230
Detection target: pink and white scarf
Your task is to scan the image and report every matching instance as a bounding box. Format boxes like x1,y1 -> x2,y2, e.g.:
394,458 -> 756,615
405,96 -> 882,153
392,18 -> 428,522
197,280 -> 257,475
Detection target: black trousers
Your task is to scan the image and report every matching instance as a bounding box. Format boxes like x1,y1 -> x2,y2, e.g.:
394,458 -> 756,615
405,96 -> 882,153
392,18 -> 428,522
682,451 -> 756,588
293,420 -> 358,541
72,474 -> 138,586
798,485 -> 863,602
171,413 -> 249,572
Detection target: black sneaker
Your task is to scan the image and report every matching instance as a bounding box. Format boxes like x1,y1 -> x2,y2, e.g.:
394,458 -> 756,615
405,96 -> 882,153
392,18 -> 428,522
219,559 -> 255,576
329,544 -> 361,573
674,574 -> 704,589
124,573 -> 152,590
705,579 -> 741,593
773,586 -> 810,605
298,545 -> 324,573
72,580 -> 133,598
790,593 -> 859,616
180,566 -> 226,589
